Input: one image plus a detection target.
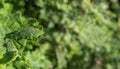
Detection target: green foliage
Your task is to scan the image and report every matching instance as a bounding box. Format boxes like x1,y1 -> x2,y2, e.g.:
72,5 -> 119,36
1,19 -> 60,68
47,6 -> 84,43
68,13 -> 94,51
0,1 -> 45,69
0,0 -> 120,69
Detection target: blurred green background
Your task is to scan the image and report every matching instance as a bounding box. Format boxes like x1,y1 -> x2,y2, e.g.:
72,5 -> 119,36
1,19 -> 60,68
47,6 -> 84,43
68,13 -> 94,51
1,0 -> 120,69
